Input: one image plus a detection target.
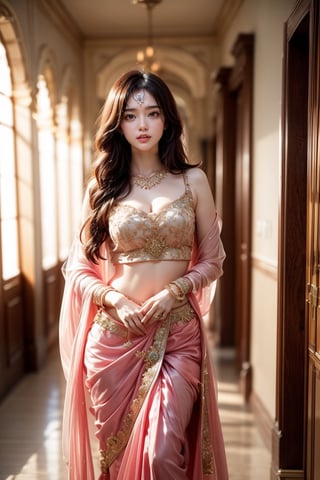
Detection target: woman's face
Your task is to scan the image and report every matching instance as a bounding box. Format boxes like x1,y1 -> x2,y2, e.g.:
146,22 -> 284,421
120,89 -> 165,154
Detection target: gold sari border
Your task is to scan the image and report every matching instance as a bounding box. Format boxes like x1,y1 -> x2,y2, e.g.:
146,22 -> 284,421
99,318 -> 171,473
201,353 -> 216,476
94,308 -> 128,339
97,302 -> 197,474
94,302 -> 196,339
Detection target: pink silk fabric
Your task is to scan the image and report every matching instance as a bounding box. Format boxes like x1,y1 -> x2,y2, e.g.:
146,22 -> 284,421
59,213 -> 228,479
85,311 -> 201,479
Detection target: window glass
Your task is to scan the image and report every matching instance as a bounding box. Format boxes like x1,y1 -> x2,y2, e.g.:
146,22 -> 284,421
0,41 -> 19,280
36,75 -> 57,269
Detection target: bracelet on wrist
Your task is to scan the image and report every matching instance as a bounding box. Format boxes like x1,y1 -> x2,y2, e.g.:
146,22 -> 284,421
165,282 -> 185,302
173,277 -> 192,295
165,276 -> 193,303
93,285 -> 116,308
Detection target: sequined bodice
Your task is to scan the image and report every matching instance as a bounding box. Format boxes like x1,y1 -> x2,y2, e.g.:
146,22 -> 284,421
108,176 -> 195,264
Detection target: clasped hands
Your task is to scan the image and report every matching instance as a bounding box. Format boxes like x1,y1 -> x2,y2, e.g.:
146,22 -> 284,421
112,288 -> 177,336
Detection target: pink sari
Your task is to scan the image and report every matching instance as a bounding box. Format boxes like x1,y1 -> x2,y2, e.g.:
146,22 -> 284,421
59,214 -> 228,480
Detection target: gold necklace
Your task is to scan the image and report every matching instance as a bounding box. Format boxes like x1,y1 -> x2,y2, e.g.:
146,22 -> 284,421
131,170 -> 168,190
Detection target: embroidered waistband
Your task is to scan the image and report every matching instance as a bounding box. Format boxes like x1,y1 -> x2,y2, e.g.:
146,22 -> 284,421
94,302 -> 196,339
110,245 -> 192,264
168,302 -> 196,326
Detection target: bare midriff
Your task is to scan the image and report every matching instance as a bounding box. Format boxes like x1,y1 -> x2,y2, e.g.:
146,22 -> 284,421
109,259 -> 189,304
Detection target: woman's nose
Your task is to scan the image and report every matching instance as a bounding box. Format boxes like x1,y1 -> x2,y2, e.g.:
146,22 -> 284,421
138,114 -> 148,130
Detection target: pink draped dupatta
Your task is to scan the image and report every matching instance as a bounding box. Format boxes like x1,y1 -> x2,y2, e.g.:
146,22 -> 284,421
59,213 -> 228,480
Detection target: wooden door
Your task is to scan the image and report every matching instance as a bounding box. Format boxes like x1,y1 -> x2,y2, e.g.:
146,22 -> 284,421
213,67 -> 236,347
306,1 -> 320,477
43,264 -> 64,348
0,276 -> 25,399
213,35 -> 254,402
229,34 -> 254,401
272,1 -> 310,478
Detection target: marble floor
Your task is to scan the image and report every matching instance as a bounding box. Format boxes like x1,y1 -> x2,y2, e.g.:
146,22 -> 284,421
0,343 -> 271,480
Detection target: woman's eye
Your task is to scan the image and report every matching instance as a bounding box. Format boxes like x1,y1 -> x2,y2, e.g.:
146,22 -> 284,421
149,110 -> 160,118
124,113 -> 135,121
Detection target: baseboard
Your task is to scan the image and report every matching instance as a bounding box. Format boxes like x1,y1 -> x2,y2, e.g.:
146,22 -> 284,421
250,390 -> 273,451
271,469 -> 304,479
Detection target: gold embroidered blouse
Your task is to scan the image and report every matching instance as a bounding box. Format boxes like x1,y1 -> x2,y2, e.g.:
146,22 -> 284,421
108,176 -> 195,264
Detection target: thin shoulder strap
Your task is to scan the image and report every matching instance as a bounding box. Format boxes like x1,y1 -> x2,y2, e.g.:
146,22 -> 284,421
183,172 -> 192,193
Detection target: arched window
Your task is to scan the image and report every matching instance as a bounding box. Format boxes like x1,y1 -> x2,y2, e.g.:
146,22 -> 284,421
0,40 -> 19,280
36,73 -> 57,269
69,114 -> 83,236
56,96 -> 71,259
55,94 -> 83,260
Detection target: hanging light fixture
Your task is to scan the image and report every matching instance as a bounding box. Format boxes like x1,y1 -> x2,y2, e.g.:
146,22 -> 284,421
132,0 -> 162,72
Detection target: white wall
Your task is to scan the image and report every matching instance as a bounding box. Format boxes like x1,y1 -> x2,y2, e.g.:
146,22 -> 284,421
218,0 -> 296,416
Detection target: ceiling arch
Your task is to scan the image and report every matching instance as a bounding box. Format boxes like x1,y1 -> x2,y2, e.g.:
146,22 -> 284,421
0,2 -> 30,104
96,45 -> 207,102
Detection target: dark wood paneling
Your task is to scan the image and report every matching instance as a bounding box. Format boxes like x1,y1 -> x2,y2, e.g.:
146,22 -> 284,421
5,293 -> 23,366
307,358 -> 320,479
213,66 -> 236,347
0,276 -> 25,399
43,263 -> 64,348
305,1 -> 320,478
315,369 -> 320,476
230,34 -> 254,401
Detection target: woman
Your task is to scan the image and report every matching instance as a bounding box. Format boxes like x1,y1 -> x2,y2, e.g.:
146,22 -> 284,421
59,70 -> 228,480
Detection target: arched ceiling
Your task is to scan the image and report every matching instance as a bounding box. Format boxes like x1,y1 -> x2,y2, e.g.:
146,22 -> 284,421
96,46 -> 207,101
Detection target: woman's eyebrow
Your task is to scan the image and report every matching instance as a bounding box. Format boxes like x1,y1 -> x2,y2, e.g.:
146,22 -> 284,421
124,104 -> 160,111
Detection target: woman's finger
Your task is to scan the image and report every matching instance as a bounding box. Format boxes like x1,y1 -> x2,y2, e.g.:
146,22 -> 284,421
127,316 -> 147,335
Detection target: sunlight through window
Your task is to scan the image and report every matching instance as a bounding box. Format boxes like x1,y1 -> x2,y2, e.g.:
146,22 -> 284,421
56,97 -> 71,260
36,75 -> 57,269
0,41 -> 20,280
70,117 -> 83,236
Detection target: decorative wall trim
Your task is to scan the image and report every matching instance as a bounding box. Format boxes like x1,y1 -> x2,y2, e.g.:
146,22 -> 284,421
251,254 -> 278,280
250,391 -> 273,452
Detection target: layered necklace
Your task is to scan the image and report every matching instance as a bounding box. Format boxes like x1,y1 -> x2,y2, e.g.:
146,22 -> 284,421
131,170 -> 168,190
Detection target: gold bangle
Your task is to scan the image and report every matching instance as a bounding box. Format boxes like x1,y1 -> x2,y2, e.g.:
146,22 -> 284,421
93,285 -> 105,307
165,282 -> 185,302
93,285 -> 116,307
174,277 -> 192,295
172,282 -> 184,297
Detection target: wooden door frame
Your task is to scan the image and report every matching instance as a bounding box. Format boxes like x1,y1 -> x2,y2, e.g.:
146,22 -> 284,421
272,1 -> 310,478
305,1 -> 320,478
213,66 -> 236,347
229,33 -> 254,401
213,34 -> 254,402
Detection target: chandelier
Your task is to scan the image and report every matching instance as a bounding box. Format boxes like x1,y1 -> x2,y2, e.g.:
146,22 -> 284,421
132,0 -> 162,72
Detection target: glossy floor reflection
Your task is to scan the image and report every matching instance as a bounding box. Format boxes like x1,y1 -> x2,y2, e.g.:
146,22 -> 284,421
0,344 -> 271,480
213,347 -> 271,480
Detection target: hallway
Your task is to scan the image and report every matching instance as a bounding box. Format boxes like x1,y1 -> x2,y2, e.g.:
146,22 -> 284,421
0,343 -> 271,480
2,0 -> 318,477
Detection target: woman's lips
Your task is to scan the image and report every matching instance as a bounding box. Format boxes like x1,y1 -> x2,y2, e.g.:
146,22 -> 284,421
137,135 -> 151,142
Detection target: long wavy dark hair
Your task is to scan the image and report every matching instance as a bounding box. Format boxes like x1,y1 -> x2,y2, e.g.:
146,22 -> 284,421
82,69 -> 197,263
